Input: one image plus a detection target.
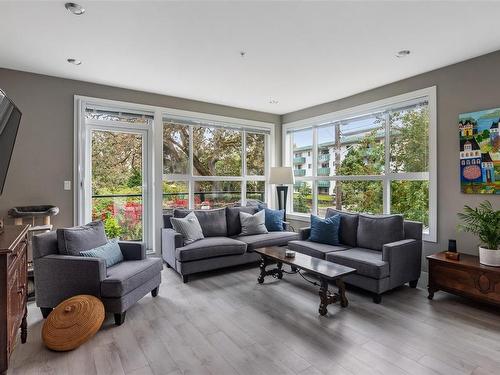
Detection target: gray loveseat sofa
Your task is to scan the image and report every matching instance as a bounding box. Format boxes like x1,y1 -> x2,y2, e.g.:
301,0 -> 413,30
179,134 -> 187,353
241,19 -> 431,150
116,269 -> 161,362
288,209 -> 422,303
162,207 -> 299,282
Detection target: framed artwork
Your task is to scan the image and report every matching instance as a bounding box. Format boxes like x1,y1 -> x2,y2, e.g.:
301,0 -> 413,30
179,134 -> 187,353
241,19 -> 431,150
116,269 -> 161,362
459,108 -> 499,194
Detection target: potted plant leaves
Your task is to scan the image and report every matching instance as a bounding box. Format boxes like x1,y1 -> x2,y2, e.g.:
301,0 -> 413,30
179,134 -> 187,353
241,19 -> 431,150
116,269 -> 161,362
458,201 -> 500,266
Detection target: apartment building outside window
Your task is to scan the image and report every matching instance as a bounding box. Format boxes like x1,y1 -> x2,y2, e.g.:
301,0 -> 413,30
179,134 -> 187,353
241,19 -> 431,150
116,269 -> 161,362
283,87 -> 437,241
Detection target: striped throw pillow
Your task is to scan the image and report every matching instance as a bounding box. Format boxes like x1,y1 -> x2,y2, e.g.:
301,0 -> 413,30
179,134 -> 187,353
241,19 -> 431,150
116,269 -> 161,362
80,239 -> 124,268
170,211 -> 204,245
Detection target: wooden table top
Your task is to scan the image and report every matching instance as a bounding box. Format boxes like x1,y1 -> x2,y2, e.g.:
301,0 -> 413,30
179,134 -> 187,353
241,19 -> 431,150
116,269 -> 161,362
254,246 -> 356,280
427,251 -> 500,273
0,225 -> 30,254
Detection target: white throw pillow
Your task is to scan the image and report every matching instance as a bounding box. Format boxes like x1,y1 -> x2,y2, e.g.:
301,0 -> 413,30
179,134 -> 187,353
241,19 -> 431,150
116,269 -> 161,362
239,210 -> 268,236
170,212 -> 204,244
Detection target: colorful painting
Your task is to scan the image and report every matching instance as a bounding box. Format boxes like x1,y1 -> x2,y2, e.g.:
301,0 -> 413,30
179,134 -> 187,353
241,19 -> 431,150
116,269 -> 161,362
459,108 -> 500,194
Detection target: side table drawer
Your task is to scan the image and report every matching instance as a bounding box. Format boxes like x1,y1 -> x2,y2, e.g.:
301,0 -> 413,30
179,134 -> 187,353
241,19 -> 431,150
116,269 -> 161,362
430,262 -> 500,304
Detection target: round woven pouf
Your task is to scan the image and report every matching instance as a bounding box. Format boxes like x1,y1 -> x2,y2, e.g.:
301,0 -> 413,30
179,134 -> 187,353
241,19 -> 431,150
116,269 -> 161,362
42,295 -> 105,351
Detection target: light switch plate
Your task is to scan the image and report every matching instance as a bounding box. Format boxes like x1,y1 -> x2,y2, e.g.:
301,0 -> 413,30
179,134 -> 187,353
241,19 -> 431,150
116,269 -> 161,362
64,181 -> 71,190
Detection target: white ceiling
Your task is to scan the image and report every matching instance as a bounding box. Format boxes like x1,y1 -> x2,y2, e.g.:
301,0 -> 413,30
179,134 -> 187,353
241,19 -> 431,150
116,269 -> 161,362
1,1 -> 500,115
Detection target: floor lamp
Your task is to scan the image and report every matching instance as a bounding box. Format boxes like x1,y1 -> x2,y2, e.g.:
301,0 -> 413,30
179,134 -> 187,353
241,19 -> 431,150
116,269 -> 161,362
269,167 -> 295,221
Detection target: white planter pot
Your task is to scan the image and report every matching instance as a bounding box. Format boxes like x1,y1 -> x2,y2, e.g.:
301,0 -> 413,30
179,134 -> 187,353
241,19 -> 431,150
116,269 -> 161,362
479,247 -> 500,267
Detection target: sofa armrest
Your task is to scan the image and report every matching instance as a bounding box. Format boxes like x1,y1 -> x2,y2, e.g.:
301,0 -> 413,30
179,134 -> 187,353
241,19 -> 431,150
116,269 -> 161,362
299,227 -> 311,240
162,228 -> 183,267
382,239 -> 422,286
119,241 -> 146,260
34,254 -> 106,308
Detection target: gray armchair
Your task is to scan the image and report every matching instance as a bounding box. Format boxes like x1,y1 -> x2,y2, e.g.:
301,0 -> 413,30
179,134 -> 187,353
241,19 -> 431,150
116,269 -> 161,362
33,231 -> 162,325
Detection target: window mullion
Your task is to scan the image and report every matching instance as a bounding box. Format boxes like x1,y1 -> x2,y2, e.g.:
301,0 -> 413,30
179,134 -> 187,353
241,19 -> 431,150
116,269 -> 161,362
312,128 -> 318,215
241,131 -> 247,206
383,111 -> 391,214
188,125 -> 194,209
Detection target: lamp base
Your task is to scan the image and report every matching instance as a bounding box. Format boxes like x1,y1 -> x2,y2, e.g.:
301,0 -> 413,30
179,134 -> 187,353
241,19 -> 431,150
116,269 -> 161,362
276,185 -> 288,221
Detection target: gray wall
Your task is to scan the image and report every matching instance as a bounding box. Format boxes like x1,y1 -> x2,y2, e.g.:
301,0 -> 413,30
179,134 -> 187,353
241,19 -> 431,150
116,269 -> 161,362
0,68 -> 281,229
282,50 -> 500,260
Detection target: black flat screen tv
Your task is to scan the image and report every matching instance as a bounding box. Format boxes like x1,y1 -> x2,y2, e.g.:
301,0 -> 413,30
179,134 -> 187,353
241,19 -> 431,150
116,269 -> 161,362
0,89 -> 22,196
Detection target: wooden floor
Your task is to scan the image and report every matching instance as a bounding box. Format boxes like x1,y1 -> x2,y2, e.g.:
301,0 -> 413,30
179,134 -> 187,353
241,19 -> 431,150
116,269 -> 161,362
8,264 -> 500,375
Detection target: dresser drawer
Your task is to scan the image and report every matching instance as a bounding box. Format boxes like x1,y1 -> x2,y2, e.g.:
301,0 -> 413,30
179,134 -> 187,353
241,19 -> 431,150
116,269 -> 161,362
430,261 -> 500,305
7,238 -> 27,272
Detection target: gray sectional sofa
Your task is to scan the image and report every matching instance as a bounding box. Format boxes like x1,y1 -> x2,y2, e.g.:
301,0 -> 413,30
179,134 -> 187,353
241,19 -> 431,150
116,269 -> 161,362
288,208 -> 422,303
162,207 -> 299,282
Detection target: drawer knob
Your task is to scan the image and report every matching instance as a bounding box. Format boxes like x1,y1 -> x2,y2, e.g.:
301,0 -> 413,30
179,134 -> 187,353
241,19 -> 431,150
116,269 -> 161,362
478,274 -> 491,293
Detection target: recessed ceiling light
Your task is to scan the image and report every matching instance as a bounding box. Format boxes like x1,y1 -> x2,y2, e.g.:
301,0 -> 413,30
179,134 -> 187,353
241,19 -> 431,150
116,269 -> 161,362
396,50 -> 411,58
269,98 -> 279,105
65,2 -> 85,15
67,58 -> 82,65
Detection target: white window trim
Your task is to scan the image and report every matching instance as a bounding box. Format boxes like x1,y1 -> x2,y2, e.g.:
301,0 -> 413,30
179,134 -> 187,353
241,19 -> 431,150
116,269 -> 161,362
75,95 -> 275,255
282,87 -> 437,242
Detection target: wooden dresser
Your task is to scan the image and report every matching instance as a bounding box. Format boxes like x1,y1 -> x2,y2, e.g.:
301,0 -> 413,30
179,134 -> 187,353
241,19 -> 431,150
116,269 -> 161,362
427,251 -> 500,307
0,225 -> 29,375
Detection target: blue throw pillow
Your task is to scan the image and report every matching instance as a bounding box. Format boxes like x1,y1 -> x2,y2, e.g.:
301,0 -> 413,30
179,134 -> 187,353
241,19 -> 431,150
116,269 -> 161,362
80,239 -> 124,268
309,214 -> 340,245
260,207 -> 284,231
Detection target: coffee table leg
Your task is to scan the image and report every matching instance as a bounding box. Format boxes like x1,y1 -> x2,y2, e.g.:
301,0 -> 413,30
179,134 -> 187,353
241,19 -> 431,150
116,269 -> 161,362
336,278 -> 348,308
258,256 -> 268,284
318,278 -> 329,316
277,262 -> 283,279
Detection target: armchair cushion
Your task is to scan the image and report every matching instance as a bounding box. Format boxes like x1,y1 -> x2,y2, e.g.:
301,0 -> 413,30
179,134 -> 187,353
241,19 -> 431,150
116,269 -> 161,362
57,221 -> 108,256
326,248 -> 389,279
101,258 -> 163,298
80,239 -> 124,267
356,214 -> 404,251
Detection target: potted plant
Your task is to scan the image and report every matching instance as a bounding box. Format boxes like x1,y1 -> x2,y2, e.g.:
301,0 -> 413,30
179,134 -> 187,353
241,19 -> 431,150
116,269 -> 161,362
458,201 -> 500,266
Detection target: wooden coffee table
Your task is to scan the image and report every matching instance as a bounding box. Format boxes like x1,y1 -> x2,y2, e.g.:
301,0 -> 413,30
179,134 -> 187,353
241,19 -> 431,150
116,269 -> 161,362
254,247 -> 356,316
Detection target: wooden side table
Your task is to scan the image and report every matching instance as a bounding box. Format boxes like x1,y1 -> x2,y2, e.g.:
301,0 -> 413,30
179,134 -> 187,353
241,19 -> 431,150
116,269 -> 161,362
427,252 -> 500,308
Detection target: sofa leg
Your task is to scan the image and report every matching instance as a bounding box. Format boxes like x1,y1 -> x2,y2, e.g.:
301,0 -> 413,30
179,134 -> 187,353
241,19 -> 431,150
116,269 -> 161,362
182,274 -> 189,283
40,307 -> 53,319
151,286 -> 159,297
409,279 -> 419,288
114,312 -> 127,326
373,294 -> 382,304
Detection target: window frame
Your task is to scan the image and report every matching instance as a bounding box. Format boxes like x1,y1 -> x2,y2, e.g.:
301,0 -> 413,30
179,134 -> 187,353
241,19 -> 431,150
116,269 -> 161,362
162,119 -> 271,210
282,87 -> 437,242
75,96 -> 275,256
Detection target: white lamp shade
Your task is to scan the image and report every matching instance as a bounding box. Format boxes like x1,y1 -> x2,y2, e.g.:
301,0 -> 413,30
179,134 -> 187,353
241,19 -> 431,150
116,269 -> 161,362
269,167 -> 295,185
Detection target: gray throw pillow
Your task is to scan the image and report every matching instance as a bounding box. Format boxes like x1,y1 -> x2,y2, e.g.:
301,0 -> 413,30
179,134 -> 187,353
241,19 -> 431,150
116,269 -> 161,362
226,206 -> 257,237
170,211 -> 204,245
57,221 -> 108,256
239,210 -> 268,236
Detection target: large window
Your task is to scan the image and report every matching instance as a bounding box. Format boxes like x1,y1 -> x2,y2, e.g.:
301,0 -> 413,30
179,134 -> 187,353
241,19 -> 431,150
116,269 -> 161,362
284,87 -> 436,241
163,116 -> 269,210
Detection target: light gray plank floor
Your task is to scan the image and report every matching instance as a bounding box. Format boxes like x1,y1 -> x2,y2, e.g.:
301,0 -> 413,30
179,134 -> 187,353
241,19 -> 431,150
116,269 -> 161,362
8,264 -> 500,375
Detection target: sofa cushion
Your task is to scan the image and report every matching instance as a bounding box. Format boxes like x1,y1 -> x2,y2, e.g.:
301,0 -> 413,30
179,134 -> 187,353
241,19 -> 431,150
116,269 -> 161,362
80,239 -> 124,268
101,257 -> 163,297
175,237 -> 247,262
288,240 -> 350,260
326,248 -> 389,279
174,208 -> 228,237
170,212 -> 204,245
240,210 -> 268,235
235,231 -> 299,251
57,221 -> 108,256
357,214 -> 404,251
226,206 -> 257,236
325,208 -> 359,247
309,214 -> 340,245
